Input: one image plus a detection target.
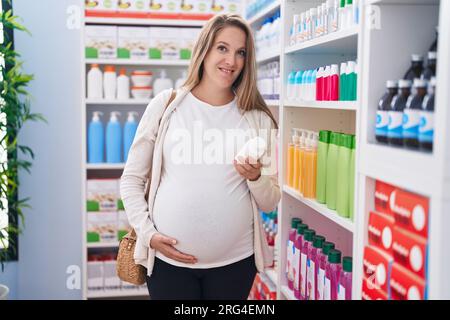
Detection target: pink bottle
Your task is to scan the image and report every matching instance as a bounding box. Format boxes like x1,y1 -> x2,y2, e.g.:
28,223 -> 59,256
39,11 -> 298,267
324,249 -> 342,300
330,64 -> 339,101
294,223 -> 308,299
301,229 -> 315,300
307,235 -> 325,301
316,67 -> 324,101
287,218 -> 301,290
338,257 -> 352,300
316,242 -> 335,300
323,65 -> 331,101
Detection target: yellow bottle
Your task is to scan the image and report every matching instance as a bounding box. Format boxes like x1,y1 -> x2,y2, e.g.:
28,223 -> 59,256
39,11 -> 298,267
299,131 -> 308,196
287,130 -> 296,188
292,132 -> 301,190
304,132 -> 318,199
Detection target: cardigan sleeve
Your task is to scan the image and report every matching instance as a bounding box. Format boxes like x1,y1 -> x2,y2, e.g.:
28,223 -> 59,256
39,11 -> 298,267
119,89 -> 173,248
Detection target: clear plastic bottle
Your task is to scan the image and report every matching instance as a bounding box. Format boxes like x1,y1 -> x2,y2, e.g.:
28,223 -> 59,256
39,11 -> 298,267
338,256 -> 352,300
330,0 -> 339,33
325,249 -> 342,300
309,8 -> 317,40
419,77 -> 436,151
376,80 -> 398,144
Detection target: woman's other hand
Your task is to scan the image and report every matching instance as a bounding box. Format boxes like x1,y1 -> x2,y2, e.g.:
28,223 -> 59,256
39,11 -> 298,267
150,233 -> 198,264
233,157 -> 262,181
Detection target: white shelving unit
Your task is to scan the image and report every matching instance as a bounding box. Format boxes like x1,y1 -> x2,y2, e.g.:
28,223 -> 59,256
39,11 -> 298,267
284,100 -> 358,111
85,58 -> 190,66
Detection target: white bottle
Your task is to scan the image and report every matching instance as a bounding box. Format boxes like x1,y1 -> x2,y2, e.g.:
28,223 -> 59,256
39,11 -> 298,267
175,70 -> 187,89
297,12 -> 305,43
291,14 -> 299,46
316,5 -> 322,38
117,68 -> 130,100
310,8 -> 317,40
321,3 -> 327,36
103,65 -> 117,100
153,70 -> 173,96
331,0 -> 339,32
87,64 -> 103,99
345,0 -> 353,29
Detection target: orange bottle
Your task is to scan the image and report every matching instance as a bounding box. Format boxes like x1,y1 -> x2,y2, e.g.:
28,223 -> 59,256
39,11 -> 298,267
304,132 -> 318,199
299,131 -> 308,196
287,130 -> 296,187
292,132 -> 301,190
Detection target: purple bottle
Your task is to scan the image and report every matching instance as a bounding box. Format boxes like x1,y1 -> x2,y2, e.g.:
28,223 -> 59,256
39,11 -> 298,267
324,249 -> 342,300
301,229 -> 315,300
294,223 -> 308,299
338,256 -> 352,300
287,218 -> 302,290
316,241 -> 335,300
307,235 -> 325,300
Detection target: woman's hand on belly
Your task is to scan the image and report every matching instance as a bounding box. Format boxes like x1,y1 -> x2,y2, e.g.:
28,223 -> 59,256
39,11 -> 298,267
233,157 -> 262,181
150,232 -> 198,264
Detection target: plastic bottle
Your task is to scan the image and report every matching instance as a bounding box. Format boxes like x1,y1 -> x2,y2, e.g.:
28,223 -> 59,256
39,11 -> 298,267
338,0 -> 346,30
310,69 -> 317,102
316,67 -> 324,101
103,65 -> 117,100
346,61 -> 357,101
345,0 -> 353,29
294,223 -> 308,299
287,217 -> 302,290
338,256 -> 352,300
348,135 -> 356,221
330,64 -> 339,101
106,111 -> 122,163
336,134 -> 352,218
287,70 -> 296,100
308,235 -> 325,300
287,130 -> 296,187
323,1 -> 330,36
153,70 -> 173,96
175,70 -> 187,89
293,133 -> 301,191
316,5 -> 322,38
339,62 -> 347,101
421,51 -> 437,80
376,80 -> 399,144
325,249 -> 342,300
301,229 -> 316,300
291,14 -> 299,46
305,133 -> 318,199
353,0 -> 359,25
299,131 -> 308,195
316,130 -> 331,204
404,54 -> 424,81
87,64 -> 103,99
403,78 -> 428,149
309,8 -> 317,40
123,111 -> 138,162
117,68 -> 130,100
326,132 -> 340,210
294,70 -> 304,101
298,12 -> 305,43
388,80 -> 412,146
88,111 -> 104,163
329,0 -> 339,33
317,242 -> 335,300
305,11 -> 311,41
419,77 -> 435,151
323,65 -> 331,101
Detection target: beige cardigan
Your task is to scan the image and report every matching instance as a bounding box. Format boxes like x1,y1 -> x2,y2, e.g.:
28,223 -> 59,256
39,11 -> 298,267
120,87 -> 281,276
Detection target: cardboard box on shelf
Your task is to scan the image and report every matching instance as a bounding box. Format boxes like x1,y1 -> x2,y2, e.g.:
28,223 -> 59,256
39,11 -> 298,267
368,211 -> 395,255
362,246 -> 393,294
117,0 -> 150,15
85,26 -> 117,59
86,179 -> 119,212
180,28 -> 201,59
85,0 -> 117,12
118,27 -> 149,60
149,27 -> 179,60
87,211 -> 118,243
392,227 -> 427,279
361,276 -> 388,300
375,180 -> 396,217
390,263 -> 426,300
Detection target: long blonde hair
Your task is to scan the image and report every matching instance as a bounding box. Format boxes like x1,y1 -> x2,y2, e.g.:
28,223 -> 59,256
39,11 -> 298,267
183,14 -> 278,129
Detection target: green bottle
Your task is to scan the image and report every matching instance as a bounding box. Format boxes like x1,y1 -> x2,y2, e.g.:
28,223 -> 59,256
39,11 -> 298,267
336,134 -> 352,218
346,61 -> 357,101
339,63 -> 347,101
348,135 -> 356,220
326,132 -> 340,210
316,130 -> 331,204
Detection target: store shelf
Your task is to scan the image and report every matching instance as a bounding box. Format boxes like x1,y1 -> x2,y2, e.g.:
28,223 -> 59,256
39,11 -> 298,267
280,285 -> 296,301
284,99 -> 358,111
85,59 -> 190,66
265,99 -> 280,107
285,27 -> 359,55
87,288 -> 148,299
86,99 -> 150,105
283,186 -> 355,233
86,163 -> 125,170
256,47 -> 280,64
87,242 -> 120,248
265,268 -> 277,286
248,1 -> 280,26
84,17 -> 206,27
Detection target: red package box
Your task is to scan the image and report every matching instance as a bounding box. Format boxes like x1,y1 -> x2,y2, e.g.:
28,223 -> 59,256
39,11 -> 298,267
392,227 -> 427,279
390,263 -> 427,300
361,276 -> 388,300
391,189 -> 429,238
375,180 -> 396,217
368,211 -> 395,254
363,246 -> 393,293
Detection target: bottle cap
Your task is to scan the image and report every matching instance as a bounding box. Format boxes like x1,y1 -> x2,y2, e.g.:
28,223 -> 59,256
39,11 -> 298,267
386,80 -> 398,88
343,256 -> 353,272
428,51 -> 437,60
351,135 -> 356,149
319,130 -> 331,143
322,242 -> 335,255
304,229 -> 316,241
297,223 -> 308,235
291,217 -> 302,228
110,111 -> 121,122
324,65 -> 331,76
310,8 -> 317,15
330,132 -> 340,146
346,61 -> 356,74
331,64 -> 339,75
346,0 -> 353,5
92,111 -> 103,121
414,78 -> 428,88
313,235 -> 326,248
91,64 -> 99,68
127,111 -> 138,122
398,79 -> 412,88
340,62 -> 347,75
328,249 -> 342,263
411,54 -> 423,62
104,65 -> 116,72
340,0 -> 346,8
119,68 -> 127,76
341,134 -> 352,149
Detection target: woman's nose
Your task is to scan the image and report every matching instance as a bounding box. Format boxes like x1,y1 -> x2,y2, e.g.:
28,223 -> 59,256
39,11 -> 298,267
224,52 -> 236,67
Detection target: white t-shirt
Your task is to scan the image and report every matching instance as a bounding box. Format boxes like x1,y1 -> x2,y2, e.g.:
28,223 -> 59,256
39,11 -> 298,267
153,92 -> 254,268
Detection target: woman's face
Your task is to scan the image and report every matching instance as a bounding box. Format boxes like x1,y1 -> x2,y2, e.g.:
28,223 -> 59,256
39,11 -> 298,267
202,26 -> 247,90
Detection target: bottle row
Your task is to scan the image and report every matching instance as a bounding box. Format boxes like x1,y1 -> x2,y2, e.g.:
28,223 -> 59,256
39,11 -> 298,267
286,61 -> 358,103
286,217 -> 353,300
87,64 -> 185,100
254,10 -> 281,56
289,0 -> 359,47
261,209 -> 279,270
257,61 -> 281,101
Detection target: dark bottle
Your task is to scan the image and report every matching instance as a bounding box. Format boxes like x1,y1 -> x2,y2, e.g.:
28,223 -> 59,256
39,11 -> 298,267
376,80 -> 398,144
403,78 -> 428,149
388,80 -> 412,146
429,26 -> 438,52
421,51 -> 437,80
404,54 -> 423,81
419,77 -> 436,151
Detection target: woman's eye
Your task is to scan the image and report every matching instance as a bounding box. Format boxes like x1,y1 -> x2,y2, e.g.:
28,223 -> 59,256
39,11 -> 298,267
218,45 -> 227,52
238,50 -> 246,57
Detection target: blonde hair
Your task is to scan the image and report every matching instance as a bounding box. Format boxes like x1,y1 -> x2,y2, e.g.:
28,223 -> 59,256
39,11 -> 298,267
183,14 -> 278,129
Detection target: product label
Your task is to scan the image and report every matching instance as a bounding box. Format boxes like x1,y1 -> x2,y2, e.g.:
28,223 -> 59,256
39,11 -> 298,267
376,111 -> 389,136
324,277 -> 331,300
338,284 -> 346,300
307,260 -> 315,300
287,240 -> 293,278
403,109 -> 421,139
293,245 -> 300,290
388,111 -> 403,139
300,253 -> 307,298
419,112 -> 434,143
317,268 -> 325,300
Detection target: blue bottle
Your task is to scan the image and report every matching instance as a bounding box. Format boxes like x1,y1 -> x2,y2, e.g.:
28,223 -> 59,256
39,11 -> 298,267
123,111 -> 138,162
106,111 -> 122,163
294,70 -> 304,101
287,71 -> 296,100
88,111 -> 104,163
